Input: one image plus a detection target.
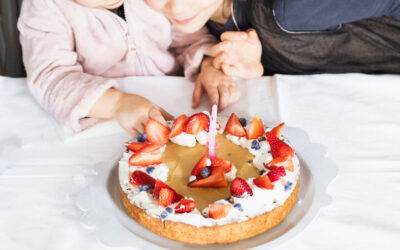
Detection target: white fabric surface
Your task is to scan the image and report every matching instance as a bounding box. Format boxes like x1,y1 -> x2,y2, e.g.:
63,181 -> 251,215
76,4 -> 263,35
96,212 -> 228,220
1,74 -> 399,250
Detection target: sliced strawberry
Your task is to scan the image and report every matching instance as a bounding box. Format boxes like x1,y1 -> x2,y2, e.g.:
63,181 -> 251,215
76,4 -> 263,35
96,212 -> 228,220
191,154 -> 209,176
128,144 -> 162,166
175,198 -> 196,213
145,119 -> 169,146
129,170 -> 156,188
125,141 -> 150,152
266,132 -> 294,159
246,114 -> 265,139
253,175 -> 273,189
267,166 -> 286,182
153,180 -> 184,203
225,113 -> 246,137
265,155 -> 294,172
208,203 -> 231,219
158,188 -> 174,207
211,158 -> 233,173
188,167 -> 227,188
184,113 -> 210,134
271,122 -> 285,138
169,114 -> 188,138
230,177 -> 253,197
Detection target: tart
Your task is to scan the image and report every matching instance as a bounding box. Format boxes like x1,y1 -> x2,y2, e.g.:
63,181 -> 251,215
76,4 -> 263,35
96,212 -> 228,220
119,112 -> 300,244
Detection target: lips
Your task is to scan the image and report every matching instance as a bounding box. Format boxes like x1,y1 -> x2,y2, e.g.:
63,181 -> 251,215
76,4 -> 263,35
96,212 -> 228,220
174,14 -> 198,25
107,0 -> 122,8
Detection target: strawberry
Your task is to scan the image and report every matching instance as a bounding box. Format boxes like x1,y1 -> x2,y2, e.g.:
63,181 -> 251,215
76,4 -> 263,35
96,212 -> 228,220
184,113 -> 210,134
175,198 -> 196,213
246,114 -> 265,139
230,177 -> 253,197
129,170 -> 156,188
128,144 -> 162,166
253,175 -> 273,189
125,141 -> 150,152
265,155 -> 294,172
145,119 -> 169,146
211,158 -> 233,173
191,154 -> 209,176
158,188 -> 174,207
169,114 -> 188,138
266,132 -> 294,159
267,166 -> 286,182
188,167 -> 227,188
270,122 -> 285,138
225,113 -> 247,137
208,203 -> 231,219
153,180 -> 184,203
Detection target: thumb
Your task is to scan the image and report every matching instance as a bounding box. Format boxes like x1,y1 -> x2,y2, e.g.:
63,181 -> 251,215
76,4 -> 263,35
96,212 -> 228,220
148,108 -> 168,126
246,29 -> 259,43
192,79 -> 203,108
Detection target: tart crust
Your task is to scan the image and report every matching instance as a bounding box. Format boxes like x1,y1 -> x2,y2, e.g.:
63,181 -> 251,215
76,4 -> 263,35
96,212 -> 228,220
119,180 -> 300,244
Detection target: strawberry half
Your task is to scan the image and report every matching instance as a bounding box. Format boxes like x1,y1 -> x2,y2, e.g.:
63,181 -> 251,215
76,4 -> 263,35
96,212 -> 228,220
175,198 -> 196,213
208,203 -> 231,219
265,155 -> 294,172
225,113 -> 246,137
253,175 -> 273,189
270,122 -> 285,138
145,119 -> 169,146
246,114 -> 265,139
230,177 -> 253,197
266,132 -> 294,159
184,113 -> 210,134
125,141 -> 150,152
267,166 -> 286,182
128,144 -> 162,166
211,158 -> 233,173
129,170 -> 156,188
169,114 -> 188,138
191,154 -> 209,176
188,167 -> 227,188
153,180 -> 184,203
158,188 -> 174,207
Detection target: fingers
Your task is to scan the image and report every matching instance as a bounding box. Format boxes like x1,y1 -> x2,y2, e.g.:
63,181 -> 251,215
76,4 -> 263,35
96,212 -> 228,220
203,83 -> 220,108
192,79 -> 204,108
221,63 -> 241,77
148,107 -> 167,125
158,106 -> 174,121
246,29 -> 259,43
217,84 -> 230,111
210,40 -> 232,57
220,31 -> 248,42
212,51 -> 228,69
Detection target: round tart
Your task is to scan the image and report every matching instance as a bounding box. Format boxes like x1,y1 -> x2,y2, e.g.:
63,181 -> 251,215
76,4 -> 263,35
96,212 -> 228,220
119,112 -> 300,244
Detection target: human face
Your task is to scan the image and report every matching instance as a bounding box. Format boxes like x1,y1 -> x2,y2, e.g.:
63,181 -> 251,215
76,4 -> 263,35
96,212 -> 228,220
146,0 -> 224,33
74,0 -> 125,9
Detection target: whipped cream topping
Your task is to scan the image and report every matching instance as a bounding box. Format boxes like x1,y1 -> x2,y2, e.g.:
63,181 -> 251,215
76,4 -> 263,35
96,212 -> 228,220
119,114 -> 300,227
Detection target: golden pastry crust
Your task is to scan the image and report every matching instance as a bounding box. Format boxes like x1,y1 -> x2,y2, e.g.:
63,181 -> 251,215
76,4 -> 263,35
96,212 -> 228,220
119,180 -> 300,244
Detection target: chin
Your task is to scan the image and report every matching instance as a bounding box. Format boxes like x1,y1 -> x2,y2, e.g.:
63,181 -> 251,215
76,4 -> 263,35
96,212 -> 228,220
172,20 -> 206,34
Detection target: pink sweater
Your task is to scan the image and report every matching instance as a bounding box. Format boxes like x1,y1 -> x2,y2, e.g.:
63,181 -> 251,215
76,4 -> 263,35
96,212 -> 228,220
18,0 -> 216,131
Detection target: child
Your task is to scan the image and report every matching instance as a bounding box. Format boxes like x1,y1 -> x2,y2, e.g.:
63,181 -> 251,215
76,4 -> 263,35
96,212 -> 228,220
146,0 -> 400,79
18,0 -> 227,137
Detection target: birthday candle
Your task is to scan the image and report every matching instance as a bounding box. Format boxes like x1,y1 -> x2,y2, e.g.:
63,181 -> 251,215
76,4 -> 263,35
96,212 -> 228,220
207,104 -> 218,158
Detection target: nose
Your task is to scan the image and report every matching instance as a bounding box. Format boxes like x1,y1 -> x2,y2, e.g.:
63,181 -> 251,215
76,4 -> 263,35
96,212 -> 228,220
168,0 -> 190,17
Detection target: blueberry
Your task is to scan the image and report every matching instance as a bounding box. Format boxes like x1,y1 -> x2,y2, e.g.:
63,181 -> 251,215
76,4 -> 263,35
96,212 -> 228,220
234,203 -> 244,212
239,118 -> 247,127
284,181 -> 293,191
160,211 -> 168,220
166,207 -> 173,213
201,168 -> 211,178
137,133 -> 147,142
251,140 -> 261,150
146,166 -> 155,174
259,137 -> 267,142
139,184 -> 150,192
268,150 -> 271,154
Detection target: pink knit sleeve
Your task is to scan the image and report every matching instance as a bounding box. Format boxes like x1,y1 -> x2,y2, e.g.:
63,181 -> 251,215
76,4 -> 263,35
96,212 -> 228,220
17,0 -> 116,132
170,26 -> 218,82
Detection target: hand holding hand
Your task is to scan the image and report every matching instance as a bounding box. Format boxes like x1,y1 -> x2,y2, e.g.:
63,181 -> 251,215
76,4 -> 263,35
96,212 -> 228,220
210,29 -> 263,79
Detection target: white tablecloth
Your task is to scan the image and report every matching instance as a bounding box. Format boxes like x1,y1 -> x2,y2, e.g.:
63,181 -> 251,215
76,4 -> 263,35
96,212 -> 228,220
1,74 -> 399,250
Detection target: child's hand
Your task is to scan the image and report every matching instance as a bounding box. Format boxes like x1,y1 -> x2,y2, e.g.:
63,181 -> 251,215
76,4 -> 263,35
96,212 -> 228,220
89,89 -> 173,137
210,29 -> 263,79
192,57 -> 241,111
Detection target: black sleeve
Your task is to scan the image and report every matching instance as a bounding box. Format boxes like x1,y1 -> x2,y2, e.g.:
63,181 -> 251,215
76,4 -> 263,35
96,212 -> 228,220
273,0 -> 400,31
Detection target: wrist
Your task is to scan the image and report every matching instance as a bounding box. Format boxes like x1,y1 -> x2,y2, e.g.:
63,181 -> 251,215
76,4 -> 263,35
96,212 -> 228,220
88,88 -> 124,119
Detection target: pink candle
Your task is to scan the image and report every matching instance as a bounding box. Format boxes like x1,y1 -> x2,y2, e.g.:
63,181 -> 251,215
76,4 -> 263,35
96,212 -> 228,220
207,104 -> 218,158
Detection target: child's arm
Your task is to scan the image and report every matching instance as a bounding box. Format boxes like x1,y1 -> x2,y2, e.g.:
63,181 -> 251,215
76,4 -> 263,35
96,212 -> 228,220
18,0 -> 170,136
210,29 -> 264,79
